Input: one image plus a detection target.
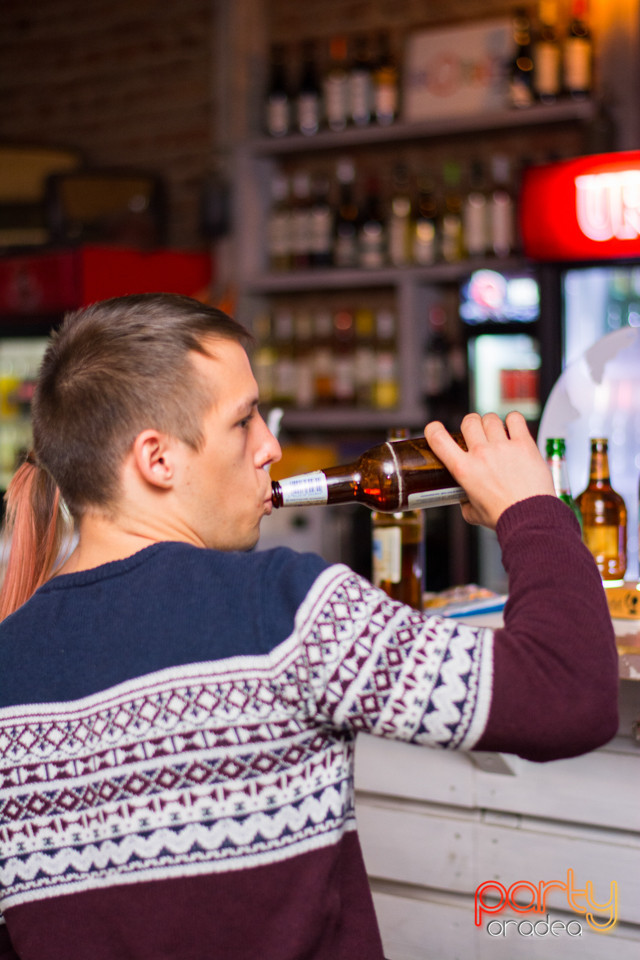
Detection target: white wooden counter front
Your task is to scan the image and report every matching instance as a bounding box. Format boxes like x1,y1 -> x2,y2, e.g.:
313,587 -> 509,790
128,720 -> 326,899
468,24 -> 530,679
353,613 -> 640,960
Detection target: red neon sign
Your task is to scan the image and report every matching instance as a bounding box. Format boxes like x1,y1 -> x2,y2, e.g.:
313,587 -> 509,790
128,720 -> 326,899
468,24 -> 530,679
520,150 -> 640,261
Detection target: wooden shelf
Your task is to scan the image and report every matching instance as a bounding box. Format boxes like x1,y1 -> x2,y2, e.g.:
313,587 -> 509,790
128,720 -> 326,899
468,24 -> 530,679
245,257 -> 528,294
246,100 -> 595,157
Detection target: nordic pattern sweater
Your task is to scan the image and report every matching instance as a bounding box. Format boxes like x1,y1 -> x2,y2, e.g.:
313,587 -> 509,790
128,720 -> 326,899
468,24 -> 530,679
0,496 -> 618,960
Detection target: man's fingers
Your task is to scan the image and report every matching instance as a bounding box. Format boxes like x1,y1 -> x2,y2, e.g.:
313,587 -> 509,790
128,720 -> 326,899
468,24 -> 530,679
504,409 -> 532,440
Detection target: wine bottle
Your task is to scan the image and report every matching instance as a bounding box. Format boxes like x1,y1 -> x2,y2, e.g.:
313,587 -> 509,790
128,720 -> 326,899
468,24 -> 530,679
333,157 -> 360,268
358,176 -> 386,269
349,34 -> 374,127
412,172 -> 438,266
266,172 -> 291,272
373,32 -> 399,126
440,161 -> 464,264
264,43 -> 291,137
387,163 -> 413,267
462,159 -> 490,258
563,0 -> 592,99
533,0 -> 561,104
296,40 -> 322,135
271,432 -> 467,511
323,35 -> 350,132
372,428 -> 425,611
508,8 -> 535,108
577,437 -> 627,581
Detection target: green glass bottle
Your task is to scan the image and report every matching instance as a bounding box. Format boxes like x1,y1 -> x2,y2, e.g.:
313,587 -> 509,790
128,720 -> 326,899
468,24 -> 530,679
545,437 -> 582,528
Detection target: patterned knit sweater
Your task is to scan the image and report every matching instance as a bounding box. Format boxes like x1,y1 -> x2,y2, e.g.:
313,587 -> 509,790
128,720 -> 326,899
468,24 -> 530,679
0,496 -> 618,960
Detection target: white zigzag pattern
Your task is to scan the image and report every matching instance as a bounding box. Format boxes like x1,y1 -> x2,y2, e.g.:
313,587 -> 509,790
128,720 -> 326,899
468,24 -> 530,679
0,563 -> 494,910
1,785 -> 353,907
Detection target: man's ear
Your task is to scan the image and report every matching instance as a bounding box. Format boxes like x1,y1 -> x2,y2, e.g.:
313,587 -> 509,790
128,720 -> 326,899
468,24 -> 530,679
131,429 -> 179,489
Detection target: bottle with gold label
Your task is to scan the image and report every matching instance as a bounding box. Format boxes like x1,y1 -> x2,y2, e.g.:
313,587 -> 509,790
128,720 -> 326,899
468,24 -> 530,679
577,437 -> 627,581
371,428 -> 425,610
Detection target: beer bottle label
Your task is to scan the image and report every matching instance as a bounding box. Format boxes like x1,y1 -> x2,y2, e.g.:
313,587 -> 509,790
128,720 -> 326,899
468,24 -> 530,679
407,485 -> 466,509
276,470 -> 328,506
372,526 -> 402,584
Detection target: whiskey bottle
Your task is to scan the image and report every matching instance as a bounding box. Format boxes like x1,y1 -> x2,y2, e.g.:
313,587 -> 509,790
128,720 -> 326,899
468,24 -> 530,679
577,437 -> 627,581
272,432 -> 467,511
372,429 -> 425,610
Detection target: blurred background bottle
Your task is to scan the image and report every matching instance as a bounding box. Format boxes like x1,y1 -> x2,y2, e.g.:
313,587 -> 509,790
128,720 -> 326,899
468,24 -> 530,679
563,0 -> 593,99
323,35 -> 350,132
577,437 -> 627,581
509,7 -> 535,107
533,0 -> 561,104
296,40 -> 322,135
371,430 -> 425,611
264,43 -> 291,137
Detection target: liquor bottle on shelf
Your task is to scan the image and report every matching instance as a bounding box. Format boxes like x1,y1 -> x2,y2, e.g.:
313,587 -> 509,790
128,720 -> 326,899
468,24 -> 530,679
577,437 -> 627,581
333,157 -> 360,269
508,8 -> 535,108
533,0 -> 562,104
371,428 -> 425,611
264,43 -> 291,137
296,40 -> 322,135
545,437 -> 582,528
412,172 -> 438,266
373,308 -> 399,410
489,154 -> 516,258
422,304 -> 452,417
373,32 -> 399,126
293,309 -> 315,409
358,176 -> 386,269
271,307 -> 297,406
312,308 -> 335,405
349,34 -> 374,127
563,0 -> 593,100
266,171 -> 292,272
332,307 -> 356,405
387,163 -> 413,267
290,171 -> 312,269
271,431 -> 468,511
323,35 -> 350,132
353,306 -> 377,407
462,159 -> 490,258
309,174 -> 333,267
440,161 -> 464,264
251,312 -> 276,405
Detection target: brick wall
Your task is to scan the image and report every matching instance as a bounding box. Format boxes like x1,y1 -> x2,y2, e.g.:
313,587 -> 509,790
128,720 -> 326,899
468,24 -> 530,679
0,0 -> 215,248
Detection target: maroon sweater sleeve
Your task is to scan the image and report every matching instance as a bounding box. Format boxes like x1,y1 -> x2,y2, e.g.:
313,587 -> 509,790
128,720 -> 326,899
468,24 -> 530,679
474,495 -> 619,762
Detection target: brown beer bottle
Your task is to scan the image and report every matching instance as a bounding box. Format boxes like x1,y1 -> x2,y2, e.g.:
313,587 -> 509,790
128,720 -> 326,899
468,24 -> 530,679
577,437 -> 627,581
371,429 -> 425,610
271,433 -> 467,512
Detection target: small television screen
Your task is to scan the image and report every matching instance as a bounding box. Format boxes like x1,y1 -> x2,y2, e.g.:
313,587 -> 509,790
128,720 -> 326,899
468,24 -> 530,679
460,269 -> 540,325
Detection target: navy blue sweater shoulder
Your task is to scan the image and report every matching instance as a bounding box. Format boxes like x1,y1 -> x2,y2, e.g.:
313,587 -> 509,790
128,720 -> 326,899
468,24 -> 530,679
0,543 -> 327,707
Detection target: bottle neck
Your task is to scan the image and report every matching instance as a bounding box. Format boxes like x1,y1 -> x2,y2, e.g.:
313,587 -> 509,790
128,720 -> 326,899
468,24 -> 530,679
589,443 -> 611,485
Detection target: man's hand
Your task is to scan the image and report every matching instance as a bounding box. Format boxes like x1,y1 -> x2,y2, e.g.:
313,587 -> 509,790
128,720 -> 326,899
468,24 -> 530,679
425,411 -> 556,529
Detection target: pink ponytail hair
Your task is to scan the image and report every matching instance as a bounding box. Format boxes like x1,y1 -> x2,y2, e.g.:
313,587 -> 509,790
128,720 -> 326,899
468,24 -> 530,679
0,459 -> 69,621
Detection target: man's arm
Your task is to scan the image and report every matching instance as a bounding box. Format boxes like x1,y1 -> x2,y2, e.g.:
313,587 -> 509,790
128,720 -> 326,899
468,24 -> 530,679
426,411 -> 618,760
302,412 -> 618,762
